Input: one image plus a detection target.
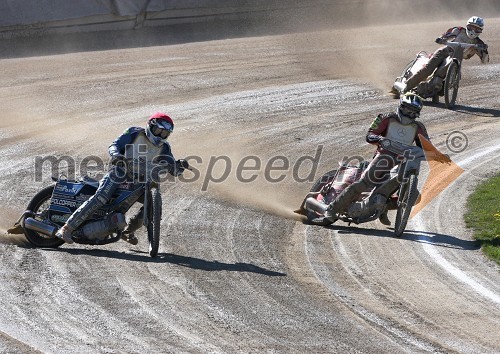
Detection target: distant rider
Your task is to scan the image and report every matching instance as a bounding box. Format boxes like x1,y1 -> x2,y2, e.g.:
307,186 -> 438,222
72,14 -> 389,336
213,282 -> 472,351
402,16 -> 489,94
325,93 -> 430,225
55,112 -> 188,244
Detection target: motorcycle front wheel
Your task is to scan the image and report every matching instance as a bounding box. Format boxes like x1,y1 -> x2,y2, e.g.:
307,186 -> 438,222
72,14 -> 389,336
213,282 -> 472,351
24,185 -> 65,248
394,174 -> 419,237
401,60 -> 415,79
306,170 -> 337,226
444,61 -> 459,109
147,187 -> 162,257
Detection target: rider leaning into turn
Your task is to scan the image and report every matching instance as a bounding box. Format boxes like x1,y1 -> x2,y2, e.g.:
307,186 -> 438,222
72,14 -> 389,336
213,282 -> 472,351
402,16 -> 489,94
325,93 -> 430,225
55,112 -> 187,244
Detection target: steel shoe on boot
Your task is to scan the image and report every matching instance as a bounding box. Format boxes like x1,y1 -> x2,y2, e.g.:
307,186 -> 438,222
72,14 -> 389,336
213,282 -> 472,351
55,224 -> 74,244
121,232 -> 139,245
378,210 -> 391,226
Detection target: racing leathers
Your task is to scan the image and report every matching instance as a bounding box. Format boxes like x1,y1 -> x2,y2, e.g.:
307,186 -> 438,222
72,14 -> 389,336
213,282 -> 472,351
404,26 -> 489,93
63,127 -> 184,234
325,112 -> 429,220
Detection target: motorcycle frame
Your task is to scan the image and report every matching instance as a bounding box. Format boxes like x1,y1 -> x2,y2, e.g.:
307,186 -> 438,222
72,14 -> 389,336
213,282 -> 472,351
41,176 -> 145,232
394,41 -> 476,99
304,141 -> 425,225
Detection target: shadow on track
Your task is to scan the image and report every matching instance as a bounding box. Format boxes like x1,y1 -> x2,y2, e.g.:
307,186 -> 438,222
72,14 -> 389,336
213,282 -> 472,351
453,105 -> 500,118
159,253 -> 286,276
38,247 -> 286,276
426,102 -> 500,118
329,224 -> 480,250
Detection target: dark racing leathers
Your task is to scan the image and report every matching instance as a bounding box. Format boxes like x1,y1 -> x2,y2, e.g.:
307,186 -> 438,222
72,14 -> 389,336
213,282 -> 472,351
404,26 -> 489,93
65,127 -> 180,231
327,112 -> 429,215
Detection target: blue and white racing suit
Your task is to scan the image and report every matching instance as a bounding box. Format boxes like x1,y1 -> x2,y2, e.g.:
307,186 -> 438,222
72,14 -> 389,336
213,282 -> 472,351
66,127 -> 181,230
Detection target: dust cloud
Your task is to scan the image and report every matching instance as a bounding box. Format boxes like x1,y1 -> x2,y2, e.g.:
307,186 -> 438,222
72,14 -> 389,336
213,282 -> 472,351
0,207 -> 30,245
172,128 -> 310,221
282,0 -> 500,90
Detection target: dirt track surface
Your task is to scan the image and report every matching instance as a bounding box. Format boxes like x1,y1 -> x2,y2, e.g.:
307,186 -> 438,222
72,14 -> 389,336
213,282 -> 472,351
1,15 -> 500,354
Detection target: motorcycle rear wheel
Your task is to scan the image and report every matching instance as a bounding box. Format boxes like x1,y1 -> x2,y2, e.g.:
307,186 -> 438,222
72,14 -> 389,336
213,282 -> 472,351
394,174 -> 419,237
306,170 -> 337,226
147,187 -> 162,257
24,185 -> 65,248
444,61 -> 459,109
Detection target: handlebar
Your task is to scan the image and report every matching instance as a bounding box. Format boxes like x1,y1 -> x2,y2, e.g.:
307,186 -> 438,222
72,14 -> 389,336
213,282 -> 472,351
443,41 -> 481,50
379,139 -> 425,159
111,156 -> 191,180
380,139 -> 451,163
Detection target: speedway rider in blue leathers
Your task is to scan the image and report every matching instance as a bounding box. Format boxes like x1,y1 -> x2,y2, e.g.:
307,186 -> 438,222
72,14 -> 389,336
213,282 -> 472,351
402,16 -> 489,94
56,112 -> 188,244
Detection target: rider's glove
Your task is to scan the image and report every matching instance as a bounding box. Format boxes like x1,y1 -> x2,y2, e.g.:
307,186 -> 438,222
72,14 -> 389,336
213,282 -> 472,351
367,133 -> 383,144
481,52 -> 489,64
435,37 -> 445,44
477,43 -> 488,50
372,135 -> 384,144
178,159 -> 190,169
378,137 -> 390,147
173,159 -> 189,177
437,153 -> 451,163
110,154 -> 126,165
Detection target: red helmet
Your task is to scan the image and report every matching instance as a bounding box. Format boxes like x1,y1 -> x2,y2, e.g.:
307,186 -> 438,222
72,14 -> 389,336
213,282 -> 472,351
148,112 -> 174,129
146,112 -> 174,146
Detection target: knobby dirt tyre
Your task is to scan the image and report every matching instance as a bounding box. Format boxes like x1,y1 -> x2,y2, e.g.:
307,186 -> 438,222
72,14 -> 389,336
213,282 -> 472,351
444,61 -> 459,109
24,185 -> 64,248
147,188 -> 162,257
394,174 -> 419,237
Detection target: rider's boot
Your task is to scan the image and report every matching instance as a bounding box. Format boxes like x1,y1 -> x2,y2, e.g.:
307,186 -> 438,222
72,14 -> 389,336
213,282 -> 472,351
121,231 -> 139,245
121,207 -> 143,245
55,224 -> 74,244
378,209 -> 391,226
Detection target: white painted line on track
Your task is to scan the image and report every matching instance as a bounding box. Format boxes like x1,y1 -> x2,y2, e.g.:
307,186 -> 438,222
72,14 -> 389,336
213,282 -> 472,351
414,143 -> 500,305
456,143 -> 500,168
414,219 -> 500,305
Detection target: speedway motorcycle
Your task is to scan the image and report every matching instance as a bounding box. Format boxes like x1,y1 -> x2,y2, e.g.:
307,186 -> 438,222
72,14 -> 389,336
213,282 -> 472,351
8,158 -> 186,258
392,41 -> 483,109
297,139 -> 436,237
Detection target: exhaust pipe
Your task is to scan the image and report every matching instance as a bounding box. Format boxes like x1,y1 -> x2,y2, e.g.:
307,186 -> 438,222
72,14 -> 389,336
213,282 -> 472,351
393,80 -> 406,93
305,197 -> 328,215
23,217 -> 58,237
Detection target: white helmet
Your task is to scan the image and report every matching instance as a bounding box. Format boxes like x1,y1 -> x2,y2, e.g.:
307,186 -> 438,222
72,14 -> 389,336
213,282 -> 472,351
398,93 -> 423,124
466,16 -> 484,39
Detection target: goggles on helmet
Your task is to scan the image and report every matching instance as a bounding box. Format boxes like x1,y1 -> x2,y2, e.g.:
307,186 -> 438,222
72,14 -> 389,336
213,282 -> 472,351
400,103 -> 420,119
149,119 -> 173,139
466,24 -> 482,34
